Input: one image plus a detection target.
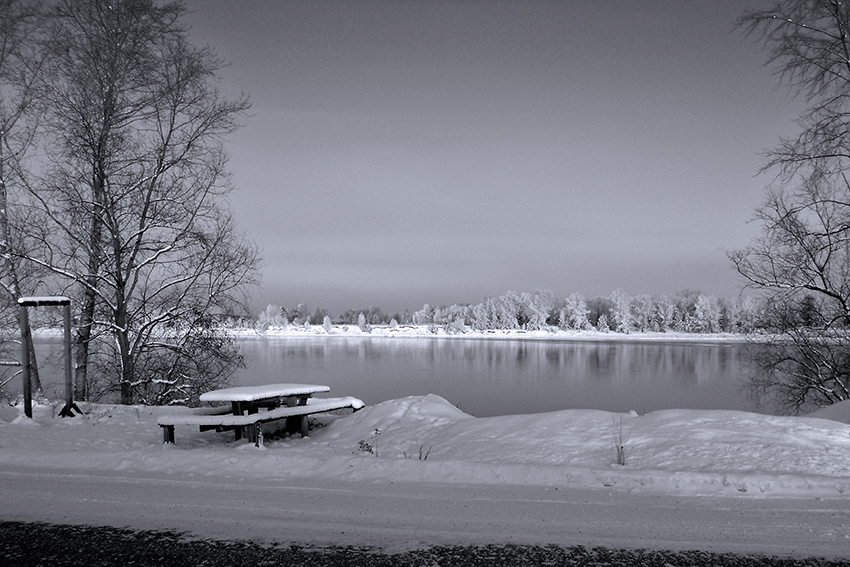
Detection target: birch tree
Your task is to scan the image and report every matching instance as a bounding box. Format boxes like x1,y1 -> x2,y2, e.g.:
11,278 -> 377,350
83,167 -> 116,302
22,0 -> 258,405
0,0 -> 45,392
731,0 -> 850,411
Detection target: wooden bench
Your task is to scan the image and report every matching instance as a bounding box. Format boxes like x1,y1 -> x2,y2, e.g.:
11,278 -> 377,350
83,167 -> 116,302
157,396 -> 365,446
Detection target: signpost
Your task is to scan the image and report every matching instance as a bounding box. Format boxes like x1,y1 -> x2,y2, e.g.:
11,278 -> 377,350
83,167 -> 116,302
18,296 -> 80,418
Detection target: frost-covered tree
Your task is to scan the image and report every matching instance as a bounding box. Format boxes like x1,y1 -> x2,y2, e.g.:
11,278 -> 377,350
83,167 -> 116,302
630,294 -> 655,332
285,304 -> 310,326
729,295 -> 761,333
257,304 -> 287,330
357,312 -> 371,333
524,289 -> 555,330
693,295 -> 723,334
596,313 -> 610,333
656,295 -> 679,332
471,301 -> 492,330
412,304 -> 433,325
693,294 -> 723,333
561,293 -> 590,330
445,304 -> 471,327
609,290 -> 633,333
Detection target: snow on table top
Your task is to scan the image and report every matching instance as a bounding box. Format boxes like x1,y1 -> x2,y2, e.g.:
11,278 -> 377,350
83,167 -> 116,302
199,383 -> 330,402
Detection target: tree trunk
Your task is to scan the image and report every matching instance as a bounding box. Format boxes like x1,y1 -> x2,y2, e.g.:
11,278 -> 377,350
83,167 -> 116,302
0,144 -> 41,393
115,289 -> 133,405
73,293 -> 93,401
75,159 -> 107,401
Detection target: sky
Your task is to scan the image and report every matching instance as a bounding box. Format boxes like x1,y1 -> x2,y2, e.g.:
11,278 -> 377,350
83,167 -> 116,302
181,0 -> 803,316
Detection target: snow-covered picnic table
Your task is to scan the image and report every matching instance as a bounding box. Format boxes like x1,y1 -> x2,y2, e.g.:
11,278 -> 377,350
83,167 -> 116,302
199,383 -> 332,415
158,383 -> 364,446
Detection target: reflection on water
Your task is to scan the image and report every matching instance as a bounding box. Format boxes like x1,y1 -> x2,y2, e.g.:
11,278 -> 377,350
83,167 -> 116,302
238,337 -> 751,417
12,336 -> 752,417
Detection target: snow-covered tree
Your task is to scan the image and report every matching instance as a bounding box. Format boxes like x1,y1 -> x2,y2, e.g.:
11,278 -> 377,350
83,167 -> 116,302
693,294 -> 722,333
412,304 -> 434,325
609,290 -> 633,333
729,295 -> 760,333
257,304 -> 287,330
630,294 -> 655,332
357,312 -> 371,333
561,293 -> 590,330
596,313 -> 610,333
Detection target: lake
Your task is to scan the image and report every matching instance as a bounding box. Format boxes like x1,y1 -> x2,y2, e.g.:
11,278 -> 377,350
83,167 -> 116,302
237,336 -> 753,417
11,335 -> 754,417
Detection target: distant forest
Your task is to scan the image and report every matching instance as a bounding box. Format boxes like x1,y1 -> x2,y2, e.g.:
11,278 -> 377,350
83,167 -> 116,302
255,289 -> 782,335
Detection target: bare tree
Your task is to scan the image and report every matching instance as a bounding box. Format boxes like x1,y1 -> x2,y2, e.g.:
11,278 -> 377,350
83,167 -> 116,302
731,1 -> 850,412
0,0 -> 46,394
20,0 -> 258,405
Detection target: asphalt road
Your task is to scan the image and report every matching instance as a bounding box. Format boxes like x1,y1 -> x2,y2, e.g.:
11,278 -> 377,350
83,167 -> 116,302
1,466 -> 847,560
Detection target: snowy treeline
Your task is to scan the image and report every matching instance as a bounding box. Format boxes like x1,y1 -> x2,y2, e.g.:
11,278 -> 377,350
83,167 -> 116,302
256,290 -> 763,334
255,304 -> 401,330
409,290 -> 761,334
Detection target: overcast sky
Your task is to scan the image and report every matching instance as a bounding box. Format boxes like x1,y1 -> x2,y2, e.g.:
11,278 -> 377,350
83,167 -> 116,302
182,0 -> 801,316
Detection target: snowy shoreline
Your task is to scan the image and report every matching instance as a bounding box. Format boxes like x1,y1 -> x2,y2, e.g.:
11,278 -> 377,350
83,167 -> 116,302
1,395 -> 849,558
243,325 -> 748,343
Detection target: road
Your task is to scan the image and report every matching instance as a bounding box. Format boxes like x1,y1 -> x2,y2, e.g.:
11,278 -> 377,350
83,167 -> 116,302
0,466 -> 847,558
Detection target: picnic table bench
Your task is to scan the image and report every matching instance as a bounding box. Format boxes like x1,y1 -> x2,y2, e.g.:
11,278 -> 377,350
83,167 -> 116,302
157,383 -> 364,446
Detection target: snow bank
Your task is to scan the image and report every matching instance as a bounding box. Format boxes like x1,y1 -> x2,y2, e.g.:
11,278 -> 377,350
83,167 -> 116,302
1,394 -> 848,499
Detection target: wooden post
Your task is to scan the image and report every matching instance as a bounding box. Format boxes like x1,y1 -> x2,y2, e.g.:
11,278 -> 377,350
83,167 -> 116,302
162,424 -> 175,444
300,415 -> 309,438
18,303 -> 31,419
255,423 -> 263,448
58,303 -> 80,417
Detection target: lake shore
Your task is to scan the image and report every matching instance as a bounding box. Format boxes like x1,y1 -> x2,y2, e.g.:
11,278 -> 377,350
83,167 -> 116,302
244,325 -> 747,343
1,397 -> 849,560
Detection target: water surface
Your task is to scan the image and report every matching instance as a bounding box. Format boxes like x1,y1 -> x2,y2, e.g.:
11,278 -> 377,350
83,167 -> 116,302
9,335 -> 753,417
237,336 -> 751,417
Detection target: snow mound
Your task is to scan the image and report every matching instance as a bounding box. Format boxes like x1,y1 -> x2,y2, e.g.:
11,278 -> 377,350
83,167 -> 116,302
1,396 -> 849,499
318,394 -> 472,440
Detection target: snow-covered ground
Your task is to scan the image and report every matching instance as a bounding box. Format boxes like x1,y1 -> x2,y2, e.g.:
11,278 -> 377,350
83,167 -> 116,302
1,393 -> 849,558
